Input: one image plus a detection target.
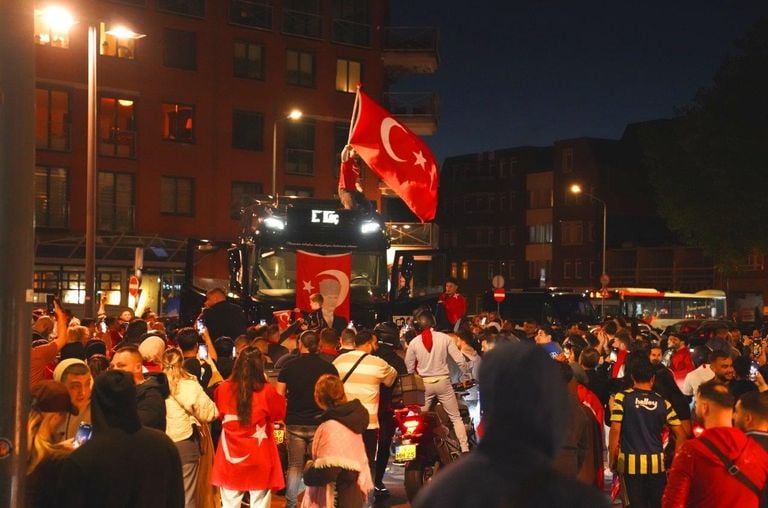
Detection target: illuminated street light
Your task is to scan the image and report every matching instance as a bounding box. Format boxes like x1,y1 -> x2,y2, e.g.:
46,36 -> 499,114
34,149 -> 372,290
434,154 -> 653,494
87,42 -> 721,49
38,6 -> 144,316
570,183 -> 608,315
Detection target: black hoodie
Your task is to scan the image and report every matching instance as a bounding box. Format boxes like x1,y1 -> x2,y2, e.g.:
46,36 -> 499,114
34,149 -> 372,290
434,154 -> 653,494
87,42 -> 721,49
135,372 -> 170,432
318,399 -> 368,435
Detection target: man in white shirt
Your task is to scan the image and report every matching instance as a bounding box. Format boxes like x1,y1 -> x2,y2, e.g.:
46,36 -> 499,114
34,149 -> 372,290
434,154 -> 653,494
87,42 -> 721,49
682,355 -> 715,398
405,309 -> 471,452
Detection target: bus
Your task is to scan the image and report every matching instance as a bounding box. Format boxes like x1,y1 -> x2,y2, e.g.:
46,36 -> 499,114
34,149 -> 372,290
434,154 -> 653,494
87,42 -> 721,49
587,287 -> 727,329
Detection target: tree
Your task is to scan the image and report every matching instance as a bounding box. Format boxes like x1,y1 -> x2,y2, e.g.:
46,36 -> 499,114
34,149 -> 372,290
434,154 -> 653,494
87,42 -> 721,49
641,16 -> 768,268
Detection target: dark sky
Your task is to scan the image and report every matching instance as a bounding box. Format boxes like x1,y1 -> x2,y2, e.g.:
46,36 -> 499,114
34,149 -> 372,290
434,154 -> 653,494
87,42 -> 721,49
388,1 -> 768,164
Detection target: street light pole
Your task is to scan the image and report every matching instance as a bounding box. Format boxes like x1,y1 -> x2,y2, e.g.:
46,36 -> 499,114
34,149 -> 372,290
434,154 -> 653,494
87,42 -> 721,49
84,23 -> 97,317
570,184 -> 608,318
271,109 -> 303,204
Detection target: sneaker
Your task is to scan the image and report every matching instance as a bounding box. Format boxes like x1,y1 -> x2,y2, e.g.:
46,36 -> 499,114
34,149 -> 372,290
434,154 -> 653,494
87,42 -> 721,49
374,483 -> 390,496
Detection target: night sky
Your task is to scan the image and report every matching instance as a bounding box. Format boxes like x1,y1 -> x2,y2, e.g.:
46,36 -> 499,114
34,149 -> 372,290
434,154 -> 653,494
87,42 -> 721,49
388,1 -> 768,164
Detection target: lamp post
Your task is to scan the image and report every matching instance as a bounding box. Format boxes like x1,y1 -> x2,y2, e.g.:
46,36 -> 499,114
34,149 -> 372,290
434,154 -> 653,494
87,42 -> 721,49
40,7 -> 144,316
570,183 -> 608,316
272,109 -> 303,203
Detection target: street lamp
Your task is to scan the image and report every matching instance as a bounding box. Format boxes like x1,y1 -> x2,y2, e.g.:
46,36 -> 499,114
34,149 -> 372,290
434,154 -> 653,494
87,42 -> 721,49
570,183 -> 608,315
38,7 -> 144,316
272,109 -> 303,203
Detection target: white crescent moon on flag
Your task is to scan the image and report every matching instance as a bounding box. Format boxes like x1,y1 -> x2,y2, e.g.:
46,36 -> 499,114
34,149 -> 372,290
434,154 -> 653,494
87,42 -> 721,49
317,269 -> 350,310
380,118 -> 408,162
220,428 -> 249,464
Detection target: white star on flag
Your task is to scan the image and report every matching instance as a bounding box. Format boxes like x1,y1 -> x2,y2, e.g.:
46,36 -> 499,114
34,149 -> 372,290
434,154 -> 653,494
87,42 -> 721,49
413,150 -> 427,169
253,424 -> 268,446
303,280 -> 315,293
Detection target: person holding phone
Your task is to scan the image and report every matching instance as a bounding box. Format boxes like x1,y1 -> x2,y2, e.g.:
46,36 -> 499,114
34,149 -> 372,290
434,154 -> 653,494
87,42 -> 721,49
31,298 -> 69,388
53,359 -> 93,442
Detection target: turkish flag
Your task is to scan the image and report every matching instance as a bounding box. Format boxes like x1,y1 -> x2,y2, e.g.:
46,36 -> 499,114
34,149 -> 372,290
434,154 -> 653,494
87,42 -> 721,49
349,90 -> 439,222
295,250 -> 351,320
272,310 -> 292,331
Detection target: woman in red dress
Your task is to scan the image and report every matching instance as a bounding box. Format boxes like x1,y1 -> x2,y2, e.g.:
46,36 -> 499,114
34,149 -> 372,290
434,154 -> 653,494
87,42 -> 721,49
211,346 -> 286,508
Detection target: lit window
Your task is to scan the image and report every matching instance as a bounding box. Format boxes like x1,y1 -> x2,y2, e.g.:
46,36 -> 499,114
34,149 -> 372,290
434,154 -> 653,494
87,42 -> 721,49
461,261 -> 469,280
162,103 -> 195,143
336,59 -> 361,93
34,9 -> 70,48
98,97 -> 137,158
450,262 -> 458,279
100,22 -> 137,59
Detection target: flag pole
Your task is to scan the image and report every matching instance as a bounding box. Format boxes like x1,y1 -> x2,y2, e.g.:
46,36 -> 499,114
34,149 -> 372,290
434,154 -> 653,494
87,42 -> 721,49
347,85 -> 361,144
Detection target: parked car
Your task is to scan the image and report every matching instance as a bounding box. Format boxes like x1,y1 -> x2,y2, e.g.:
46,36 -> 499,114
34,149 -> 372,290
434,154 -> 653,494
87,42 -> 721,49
662,319 -> 732,347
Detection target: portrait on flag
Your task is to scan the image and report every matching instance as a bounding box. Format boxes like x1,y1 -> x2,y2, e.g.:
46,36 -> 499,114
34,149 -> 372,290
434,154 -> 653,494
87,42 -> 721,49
295,251 -> 352,330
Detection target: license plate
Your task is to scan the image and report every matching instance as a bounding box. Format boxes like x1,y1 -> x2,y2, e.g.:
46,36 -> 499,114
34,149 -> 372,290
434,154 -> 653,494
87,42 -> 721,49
395,444 -> 417,462
273,429 -> 285,445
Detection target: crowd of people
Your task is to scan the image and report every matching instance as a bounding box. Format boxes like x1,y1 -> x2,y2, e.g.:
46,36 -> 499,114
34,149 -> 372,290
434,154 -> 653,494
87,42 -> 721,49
24,280 -> 768,508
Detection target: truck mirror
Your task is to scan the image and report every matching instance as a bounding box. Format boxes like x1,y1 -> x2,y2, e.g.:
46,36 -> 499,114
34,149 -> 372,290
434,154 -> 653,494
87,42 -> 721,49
227,247 -> 244,294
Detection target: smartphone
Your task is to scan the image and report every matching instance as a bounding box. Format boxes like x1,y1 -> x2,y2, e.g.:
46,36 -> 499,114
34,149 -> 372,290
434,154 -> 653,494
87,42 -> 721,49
749,362 -> 759,382
259,319 -> 267,326
481,317 -> 487,326
347,320 -> 355,329
609,349 -> 618,363
198,344 -> 208,359
196,318 -> 205,333
99,321 -> 107,334
73,422 -> 93,448
46,294 -> 56,315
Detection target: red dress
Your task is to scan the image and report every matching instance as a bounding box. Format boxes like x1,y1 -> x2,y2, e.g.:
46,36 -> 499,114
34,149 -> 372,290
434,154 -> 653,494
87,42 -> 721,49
211,380 -> 287,492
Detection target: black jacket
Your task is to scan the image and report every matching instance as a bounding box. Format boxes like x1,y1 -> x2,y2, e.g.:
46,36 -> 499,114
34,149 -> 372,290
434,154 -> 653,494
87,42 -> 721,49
202,300 -> 247,341
319,399 -> 369,434
136,372 -> 170,432
375,344 -> 407,414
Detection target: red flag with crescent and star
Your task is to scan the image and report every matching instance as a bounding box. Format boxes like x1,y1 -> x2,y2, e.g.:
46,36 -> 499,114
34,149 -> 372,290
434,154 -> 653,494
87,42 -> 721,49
348,89 -> 439,222
295,250 -> 351,320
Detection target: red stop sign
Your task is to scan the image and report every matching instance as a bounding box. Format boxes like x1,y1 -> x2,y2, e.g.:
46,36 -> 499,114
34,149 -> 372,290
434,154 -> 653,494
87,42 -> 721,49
129,276 -> 140,297
493,288 -> 505,302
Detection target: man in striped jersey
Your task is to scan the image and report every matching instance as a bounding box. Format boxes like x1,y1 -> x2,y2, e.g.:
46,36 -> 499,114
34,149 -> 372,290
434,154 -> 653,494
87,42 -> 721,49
609,354 -> 687,508
333,329 -> 398,493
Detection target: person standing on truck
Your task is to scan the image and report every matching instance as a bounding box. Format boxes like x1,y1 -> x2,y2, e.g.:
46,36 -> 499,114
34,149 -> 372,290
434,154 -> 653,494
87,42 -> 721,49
200,288 -> 247,342
436,277 -> 466,331
338,145 -> 368,211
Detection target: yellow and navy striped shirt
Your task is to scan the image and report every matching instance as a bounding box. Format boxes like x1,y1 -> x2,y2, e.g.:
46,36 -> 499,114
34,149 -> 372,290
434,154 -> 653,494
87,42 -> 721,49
611,388 -> 680,475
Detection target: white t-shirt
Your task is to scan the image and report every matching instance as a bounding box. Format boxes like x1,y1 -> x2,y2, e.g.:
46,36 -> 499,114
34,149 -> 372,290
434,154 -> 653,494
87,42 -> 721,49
682,364 -> 715,396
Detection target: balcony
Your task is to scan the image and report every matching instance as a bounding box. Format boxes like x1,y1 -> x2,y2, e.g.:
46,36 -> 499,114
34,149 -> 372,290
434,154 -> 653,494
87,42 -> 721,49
384,92 -> 439,136
386,222 -> 439,249
382,27 -> 439,74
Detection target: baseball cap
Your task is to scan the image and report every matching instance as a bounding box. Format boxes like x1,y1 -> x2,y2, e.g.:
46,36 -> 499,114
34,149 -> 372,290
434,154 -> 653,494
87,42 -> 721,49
31,381 -> 78,415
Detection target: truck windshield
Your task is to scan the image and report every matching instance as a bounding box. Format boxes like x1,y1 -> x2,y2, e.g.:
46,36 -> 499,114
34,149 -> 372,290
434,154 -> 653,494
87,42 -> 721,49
256,250 -> 388,296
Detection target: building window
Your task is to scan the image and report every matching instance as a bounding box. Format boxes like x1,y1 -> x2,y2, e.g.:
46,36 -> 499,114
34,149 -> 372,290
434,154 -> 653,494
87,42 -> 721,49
284,186 -> 313,197
232,110 -> 264,151
562,147 -> 574,173
589,261 -> 596,280
110,0 -> 146,5
163,28 -> 197,70
286,50 -> 315,87
498,226 -> 514,246
466,227 -> 493,247
563,260 -> 572,280
498,193 -> 508,212
574,259 -> 583,279
98,97 -> 136,158
98,171 -> 134,232
33,270 -> 60,295
34,166 -> 68,229
98,271 -> 123,306
588,222 -> 595,242
528,224 -> 553,244
450,262 -> 458,279
507,260 -> 516,280
284,120 -> 314,175
35,87 -> 70,151
460,261 -> 469,280
527,260 -> 551,282
561,220 -> 584,246
283,0 -> 322,39
162,103 -> 195,143
231,181 -> 264,219
234,41 -> 264,80
34,11 -> 70,47
332,0 -> 370,47
61,270 -> 86,305
230,0 -> 273,30
158,0 -> 205,17
336,58 -> 361,93
99,22 -> 137,59
528,188 -> 553,209
333,122 -> 350,176
160,176 -> 194,216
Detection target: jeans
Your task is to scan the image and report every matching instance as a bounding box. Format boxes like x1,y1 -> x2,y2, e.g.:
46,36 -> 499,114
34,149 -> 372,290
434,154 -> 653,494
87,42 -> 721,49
362,429 -> 379,507
285,425 -> 317,508
375,411 -> 396,484
423,378 -> 469,452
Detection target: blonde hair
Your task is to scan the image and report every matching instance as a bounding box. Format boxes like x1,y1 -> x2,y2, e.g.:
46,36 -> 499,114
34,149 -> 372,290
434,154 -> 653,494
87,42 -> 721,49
161,348 -> 196,395
27,411 -> 71,474
314,374 -> 347,410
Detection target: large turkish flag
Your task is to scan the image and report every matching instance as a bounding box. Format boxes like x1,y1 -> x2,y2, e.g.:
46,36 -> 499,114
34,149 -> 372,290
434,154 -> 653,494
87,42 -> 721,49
295,250 -> 351,320
349,90 -> 439,222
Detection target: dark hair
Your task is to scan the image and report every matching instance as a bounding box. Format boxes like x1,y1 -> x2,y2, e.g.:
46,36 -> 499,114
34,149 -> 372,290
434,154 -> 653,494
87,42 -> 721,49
214,336 -> 235,358
615,330 -> 631,347
739,391 -> 768,420
708,349 -> 731,364
114,344 -> 142,362
176,327 -> 200,352
603,321 -> 618,336
299,331 -> 319,354
87,354 -> 110,378
628,354 -> 655,383
445,277 -> 459,285
697,380 -> 735,408
733,355 -> 751,378
124,319 -> 148,344
354,329 -> 375,347
558,361 -> 574,384
579,347 -> 600,369
231,346 -> 266,426
319,328 -> 339,347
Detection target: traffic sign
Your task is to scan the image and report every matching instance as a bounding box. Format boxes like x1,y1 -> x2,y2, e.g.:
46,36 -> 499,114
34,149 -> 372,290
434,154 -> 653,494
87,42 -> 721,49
129,276 -> 140,297
493,288 -> 505,302
491,275 -> 505,289
600,273 -> 610,287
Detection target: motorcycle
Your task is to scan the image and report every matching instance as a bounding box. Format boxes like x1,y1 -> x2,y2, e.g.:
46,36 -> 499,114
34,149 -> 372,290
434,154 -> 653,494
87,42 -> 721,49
392,381 -> 478,501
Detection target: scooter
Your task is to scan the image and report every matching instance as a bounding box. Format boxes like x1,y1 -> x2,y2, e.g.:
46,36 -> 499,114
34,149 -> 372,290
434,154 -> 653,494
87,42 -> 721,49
393,382 -> 478,502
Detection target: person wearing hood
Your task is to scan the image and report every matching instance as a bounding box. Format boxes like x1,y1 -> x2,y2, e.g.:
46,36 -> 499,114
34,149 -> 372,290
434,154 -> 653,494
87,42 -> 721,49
413,341 -> 609,508
53,358 -> 92,442
302,374 -> 373,508
662,380 -> 768,508
55,370 -> 184,507
139,334 -> 167,372
111,345 -> 170,431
